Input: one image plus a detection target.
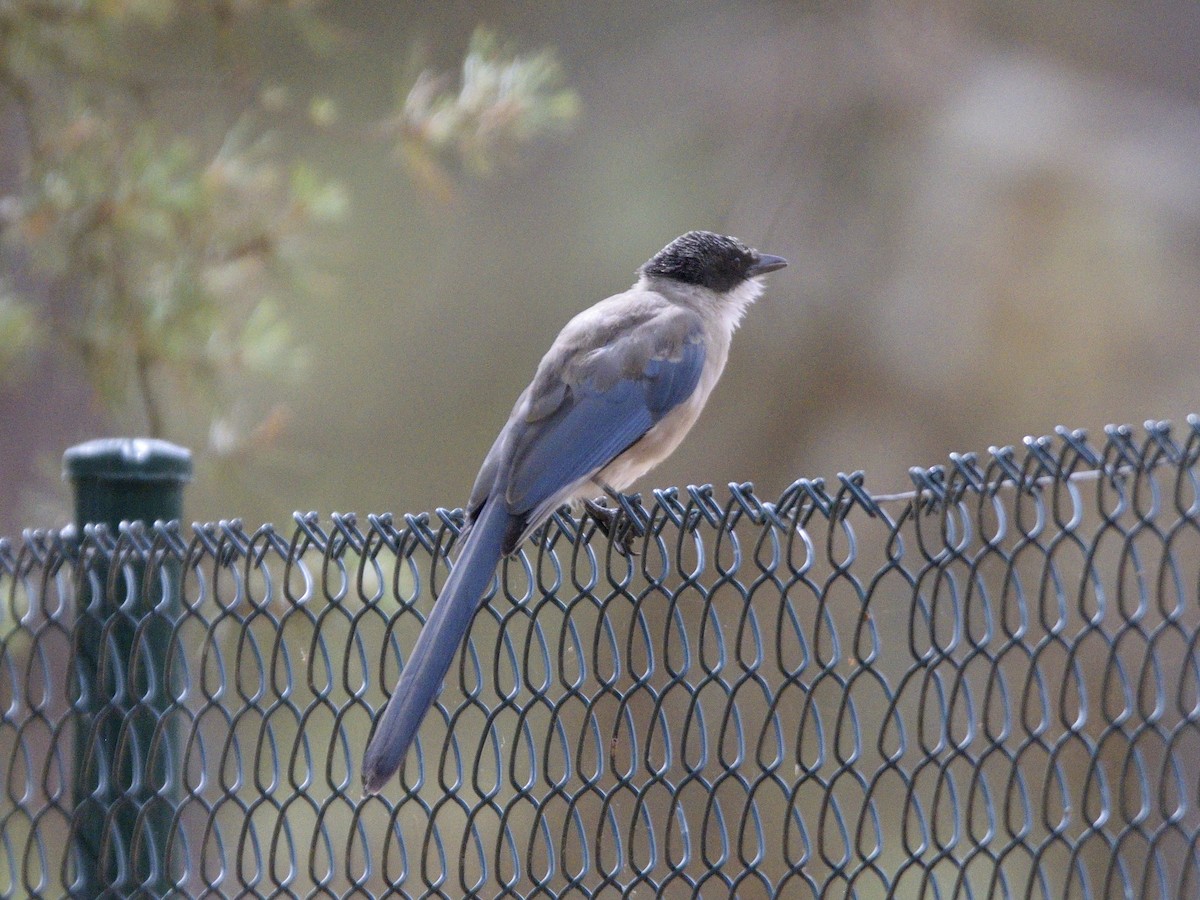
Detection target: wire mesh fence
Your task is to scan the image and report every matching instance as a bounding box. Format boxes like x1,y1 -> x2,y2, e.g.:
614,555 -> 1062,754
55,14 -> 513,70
3,420 -> 1200,897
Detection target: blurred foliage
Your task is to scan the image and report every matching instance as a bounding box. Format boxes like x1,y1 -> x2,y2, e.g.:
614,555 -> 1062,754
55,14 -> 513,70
0,2 -> 578,441
0,284 -> 42,374
8,110 -> 336,436
390,26 -> 581,198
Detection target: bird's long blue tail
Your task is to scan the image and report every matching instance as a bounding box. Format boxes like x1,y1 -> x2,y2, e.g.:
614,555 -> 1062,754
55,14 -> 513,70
361,497 -> 511,794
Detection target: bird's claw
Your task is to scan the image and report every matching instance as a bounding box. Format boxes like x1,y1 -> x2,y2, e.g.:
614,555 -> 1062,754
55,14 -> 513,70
584,497 -> 643,557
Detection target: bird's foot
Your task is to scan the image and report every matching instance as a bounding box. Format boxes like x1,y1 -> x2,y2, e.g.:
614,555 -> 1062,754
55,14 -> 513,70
584,497 -> 643,557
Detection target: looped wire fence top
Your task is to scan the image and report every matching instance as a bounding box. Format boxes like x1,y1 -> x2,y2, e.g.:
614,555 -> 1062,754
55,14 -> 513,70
3,418 -> 1200,897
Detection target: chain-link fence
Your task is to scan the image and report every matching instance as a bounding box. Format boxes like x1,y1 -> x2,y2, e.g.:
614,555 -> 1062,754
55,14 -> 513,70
3,421 -> 1200,897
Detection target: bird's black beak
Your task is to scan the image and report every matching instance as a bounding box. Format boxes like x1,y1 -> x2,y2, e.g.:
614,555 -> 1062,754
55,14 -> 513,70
748,253 -> 788,277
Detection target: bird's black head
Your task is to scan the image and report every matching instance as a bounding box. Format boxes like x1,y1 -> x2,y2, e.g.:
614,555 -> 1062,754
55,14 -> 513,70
641,231 -> 786,293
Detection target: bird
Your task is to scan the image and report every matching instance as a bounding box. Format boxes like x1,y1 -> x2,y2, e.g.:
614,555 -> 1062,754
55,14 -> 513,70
362,230 -> 787,794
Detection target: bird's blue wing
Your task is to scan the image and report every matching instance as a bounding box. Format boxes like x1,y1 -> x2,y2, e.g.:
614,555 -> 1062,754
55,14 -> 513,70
504,331 -> 706,517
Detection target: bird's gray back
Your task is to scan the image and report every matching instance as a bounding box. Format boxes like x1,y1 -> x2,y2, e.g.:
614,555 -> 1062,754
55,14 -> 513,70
464,287 -> 707,549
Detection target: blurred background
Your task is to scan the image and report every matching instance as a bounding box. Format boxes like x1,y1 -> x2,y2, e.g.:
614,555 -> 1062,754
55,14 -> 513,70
4,5 -> 1200,894
3,0 -> 1200,535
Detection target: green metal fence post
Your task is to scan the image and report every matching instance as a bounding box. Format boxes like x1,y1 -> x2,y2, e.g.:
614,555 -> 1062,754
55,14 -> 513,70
63,438 -> 192,899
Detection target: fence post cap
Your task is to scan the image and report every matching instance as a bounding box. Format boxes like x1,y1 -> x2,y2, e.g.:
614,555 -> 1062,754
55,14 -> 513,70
63,437 -> 193,484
